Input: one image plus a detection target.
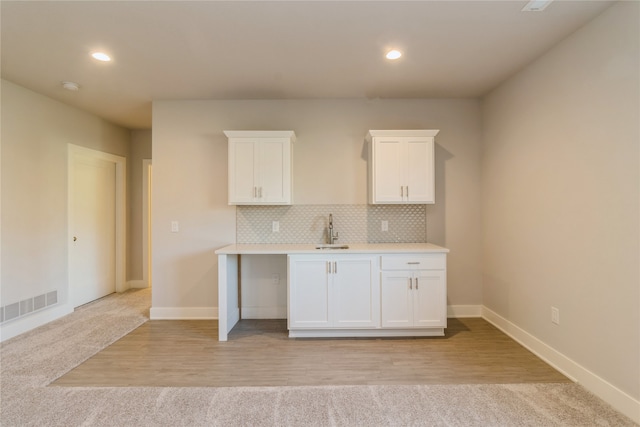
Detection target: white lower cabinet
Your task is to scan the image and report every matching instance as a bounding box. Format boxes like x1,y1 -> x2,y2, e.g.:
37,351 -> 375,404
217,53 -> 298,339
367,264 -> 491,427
288,254 -> 380,330
380,254 -> 447,330
381,270 -> 446,328
288,251 -> 446,338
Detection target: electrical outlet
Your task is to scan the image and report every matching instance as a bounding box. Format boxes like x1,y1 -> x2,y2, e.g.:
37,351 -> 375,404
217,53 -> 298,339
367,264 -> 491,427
381,220 -> 389,232
271,274 -> 280,284
272,221 -> 280,232
171,221 -> 179,232
551,306 -> 560,325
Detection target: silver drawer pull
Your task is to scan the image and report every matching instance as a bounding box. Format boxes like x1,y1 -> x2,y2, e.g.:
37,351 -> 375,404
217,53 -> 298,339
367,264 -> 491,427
415,278 -> 419,289
407,262 -> 420,265
409,278 -> 412,289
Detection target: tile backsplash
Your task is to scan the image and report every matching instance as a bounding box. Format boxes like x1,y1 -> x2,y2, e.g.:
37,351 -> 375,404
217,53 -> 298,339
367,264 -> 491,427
237,204 -> 426,244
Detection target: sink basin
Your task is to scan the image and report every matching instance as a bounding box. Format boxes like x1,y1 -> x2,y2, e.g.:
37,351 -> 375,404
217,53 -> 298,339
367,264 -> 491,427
315,244 -> 349,250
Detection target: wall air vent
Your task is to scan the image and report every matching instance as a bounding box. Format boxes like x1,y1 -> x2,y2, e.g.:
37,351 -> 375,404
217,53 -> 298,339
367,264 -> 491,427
0,290 -> 58,324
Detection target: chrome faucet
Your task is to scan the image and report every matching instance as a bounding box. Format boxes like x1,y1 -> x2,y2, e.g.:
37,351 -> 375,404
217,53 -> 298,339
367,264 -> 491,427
328,214 -> 339,244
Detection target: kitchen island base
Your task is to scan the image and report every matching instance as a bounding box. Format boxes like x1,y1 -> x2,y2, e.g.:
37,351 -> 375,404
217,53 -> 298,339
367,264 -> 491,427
215,243 -> 449,342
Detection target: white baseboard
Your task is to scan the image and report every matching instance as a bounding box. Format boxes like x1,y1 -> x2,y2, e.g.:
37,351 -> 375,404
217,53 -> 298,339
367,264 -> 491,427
241,306 -> 287,319
127,280 -> 148,289
0,304 -> 73,343
152,305 -> 483,322
447,304 -> 482,318
240,305 -> 481,320
482,306 -> 640,424
150,306 -> 217,320
289,327 -> 444,338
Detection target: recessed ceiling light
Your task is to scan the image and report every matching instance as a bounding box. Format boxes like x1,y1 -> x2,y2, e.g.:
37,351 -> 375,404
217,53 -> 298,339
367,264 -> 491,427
386,50 -> 402,60
62,81 -> 79,91
91,52 -> 111,62
522,0 -> 553,12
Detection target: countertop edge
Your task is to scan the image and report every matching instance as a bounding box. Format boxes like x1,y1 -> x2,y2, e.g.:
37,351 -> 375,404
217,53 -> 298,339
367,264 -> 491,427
215,243 -> 450,255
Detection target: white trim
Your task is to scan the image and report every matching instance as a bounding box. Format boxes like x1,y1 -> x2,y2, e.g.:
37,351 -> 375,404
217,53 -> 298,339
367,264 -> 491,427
142,159 -> 152,288
150,306 -> 217,320
289,328 -> 444,338
240,305 -> 482,320
127,280 -> 148,289
447,304 -> 482,318
482,306 -> 640,424
0,304 -> 73,342
366,129 -> 440,140
67,145 -> 127,303
223,130 -> 296,141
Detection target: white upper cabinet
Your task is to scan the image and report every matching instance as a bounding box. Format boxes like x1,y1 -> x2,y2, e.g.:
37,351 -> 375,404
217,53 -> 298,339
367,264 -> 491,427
225,130 -> 295,205
367,130 -> 439,204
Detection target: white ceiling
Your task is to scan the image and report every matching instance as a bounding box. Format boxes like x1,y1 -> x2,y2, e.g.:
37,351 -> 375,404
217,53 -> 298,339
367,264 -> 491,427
1,1 -> 614,130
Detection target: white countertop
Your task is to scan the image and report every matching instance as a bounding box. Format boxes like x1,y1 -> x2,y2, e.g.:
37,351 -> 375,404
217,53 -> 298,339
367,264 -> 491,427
215,242 -> 449,255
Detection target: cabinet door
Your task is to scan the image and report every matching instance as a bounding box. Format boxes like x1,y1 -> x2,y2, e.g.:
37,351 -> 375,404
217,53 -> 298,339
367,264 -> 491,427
228,136 -> 292,205
406,138 -> 434,203
372,138 -> 404,203
381,271 -> 413,328
413,270 -> 446,327
333,257 -> 380,328
257,139 -> 290,203
228,140 -> 257,204
288,258 -> 331,328
370,135 -> 435,205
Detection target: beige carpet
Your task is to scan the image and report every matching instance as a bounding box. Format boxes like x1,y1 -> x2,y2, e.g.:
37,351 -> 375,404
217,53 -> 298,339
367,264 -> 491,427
1,288 -> 636,426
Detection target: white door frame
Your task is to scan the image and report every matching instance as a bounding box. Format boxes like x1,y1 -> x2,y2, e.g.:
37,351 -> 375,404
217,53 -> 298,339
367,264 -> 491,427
142,159 -> 152,288
68,144 -> 127,297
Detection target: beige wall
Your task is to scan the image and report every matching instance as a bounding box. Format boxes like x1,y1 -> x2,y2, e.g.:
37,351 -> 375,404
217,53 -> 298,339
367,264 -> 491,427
2,1 -> 637,415
127,130 -> 152,281
482,1 -> 639,401
1,80 -> 131,333
151,99 -> 482,311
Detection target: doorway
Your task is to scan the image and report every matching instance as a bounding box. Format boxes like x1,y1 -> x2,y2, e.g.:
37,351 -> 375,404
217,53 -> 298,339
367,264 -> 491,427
68,145 -> 126,307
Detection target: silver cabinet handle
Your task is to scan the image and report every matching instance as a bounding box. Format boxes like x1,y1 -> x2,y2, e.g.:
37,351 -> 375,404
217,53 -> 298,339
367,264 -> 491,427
259,187 -> 263,198
401,186 -> 404,197
406,186 -> 409,198
407,262 -> 420,265
415,278 -> 419,290
326,261 -> 338,274
409,277 -> 412,290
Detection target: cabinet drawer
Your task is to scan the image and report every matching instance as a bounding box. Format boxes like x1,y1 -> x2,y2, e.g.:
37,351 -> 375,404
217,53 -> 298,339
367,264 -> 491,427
381,254 -> 446,270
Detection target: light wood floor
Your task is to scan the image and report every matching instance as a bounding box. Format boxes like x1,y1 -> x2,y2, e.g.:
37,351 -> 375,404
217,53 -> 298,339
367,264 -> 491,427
52,318 -> 569,387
